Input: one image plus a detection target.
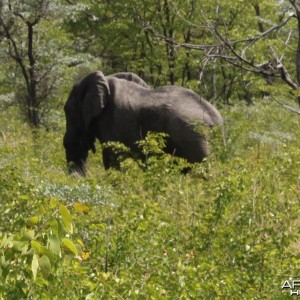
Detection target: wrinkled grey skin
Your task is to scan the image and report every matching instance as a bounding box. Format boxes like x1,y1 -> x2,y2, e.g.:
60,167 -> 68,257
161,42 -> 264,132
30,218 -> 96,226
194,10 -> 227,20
63,71 -> 223,175
109,72 -> 149,88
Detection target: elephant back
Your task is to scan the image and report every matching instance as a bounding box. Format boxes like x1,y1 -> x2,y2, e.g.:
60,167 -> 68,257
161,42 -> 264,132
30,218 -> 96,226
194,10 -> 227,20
144,85 -> 223,127
108,72 -> 149,89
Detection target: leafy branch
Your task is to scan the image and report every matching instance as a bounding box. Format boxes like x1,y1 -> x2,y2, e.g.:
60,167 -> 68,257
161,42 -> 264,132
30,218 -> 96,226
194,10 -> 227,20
138,5 -> 300,99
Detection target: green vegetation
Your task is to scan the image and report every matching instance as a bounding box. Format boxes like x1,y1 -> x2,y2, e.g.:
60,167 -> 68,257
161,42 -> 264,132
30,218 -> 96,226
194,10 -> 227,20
1,1 -> 300,125
1,102 -> 300,299
1,0 -> 300,299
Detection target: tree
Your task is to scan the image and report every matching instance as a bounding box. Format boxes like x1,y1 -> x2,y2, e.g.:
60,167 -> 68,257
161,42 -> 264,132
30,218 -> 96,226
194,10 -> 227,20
0,0 -> 72,126
140,0 -> 300,105
63,0 -> 203,87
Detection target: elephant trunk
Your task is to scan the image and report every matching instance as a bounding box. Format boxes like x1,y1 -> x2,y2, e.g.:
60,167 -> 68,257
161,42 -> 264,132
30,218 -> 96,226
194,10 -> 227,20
67,160 -> 86,176
63,131 -> 90,176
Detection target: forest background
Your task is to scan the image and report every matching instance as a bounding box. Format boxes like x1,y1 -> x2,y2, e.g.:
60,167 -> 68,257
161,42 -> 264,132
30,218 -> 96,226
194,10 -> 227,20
1,0 -> 300,299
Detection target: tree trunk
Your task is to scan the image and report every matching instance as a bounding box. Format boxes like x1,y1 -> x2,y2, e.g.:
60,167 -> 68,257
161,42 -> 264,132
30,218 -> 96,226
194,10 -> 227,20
27,22 -> 39,126
163,0 -> 176,85
289,0 -> 300,106
296,12 -> 300,91
253,4 -> 274,90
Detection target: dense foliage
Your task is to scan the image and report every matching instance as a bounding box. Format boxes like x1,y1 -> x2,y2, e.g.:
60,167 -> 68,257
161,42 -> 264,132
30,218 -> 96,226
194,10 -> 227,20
1,102 -> 300,299
1,0 -> 300,299
1,0 -> 300,125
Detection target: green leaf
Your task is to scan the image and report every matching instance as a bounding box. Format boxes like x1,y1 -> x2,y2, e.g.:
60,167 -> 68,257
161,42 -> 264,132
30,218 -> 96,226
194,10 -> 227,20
38,255 -> 51,278
49,235 -> 61,257
12,241 -> 23,251
21,229 -> 35,241
74,203 -> 90,214
38,205 -> 46,216
50,218 -> 59,238
49,198 -> 59,209
31,240 -> 55,261
31,240 -> 43,253
62,238 -> 78,255
26,216 -> 39,226
31,254 -> 39,281
59,204 -> 73,233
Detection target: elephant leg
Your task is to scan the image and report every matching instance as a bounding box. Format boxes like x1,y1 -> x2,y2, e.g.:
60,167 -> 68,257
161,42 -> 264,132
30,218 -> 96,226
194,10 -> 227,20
102,147 -> 121,169
183,137 -> 209,163
166,117 -> 210,163
167,134 -> 209,163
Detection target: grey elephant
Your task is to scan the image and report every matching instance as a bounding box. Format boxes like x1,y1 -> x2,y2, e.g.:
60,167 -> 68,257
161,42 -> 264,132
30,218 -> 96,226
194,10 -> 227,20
63,71 -> 223,175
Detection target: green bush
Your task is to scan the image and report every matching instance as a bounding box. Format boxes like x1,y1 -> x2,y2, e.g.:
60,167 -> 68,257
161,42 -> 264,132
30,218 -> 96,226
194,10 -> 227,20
0,102 -> 300,299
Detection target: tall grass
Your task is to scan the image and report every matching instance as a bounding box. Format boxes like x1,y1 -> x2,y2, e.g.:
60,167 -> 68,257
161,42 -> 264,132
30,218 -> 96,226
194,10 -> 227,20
0,102 -> 300,299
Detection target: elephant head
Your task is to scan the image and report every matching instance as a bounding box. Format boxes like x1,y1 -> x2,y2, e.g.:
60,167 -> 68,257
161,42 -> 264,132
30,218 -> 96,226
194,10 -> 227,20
63,71 -> 110,175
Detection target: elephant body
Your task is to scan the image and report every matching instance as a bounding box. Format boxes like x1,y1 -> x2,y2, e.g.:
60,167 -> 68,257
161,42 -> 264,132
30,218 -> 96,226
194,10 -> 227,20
63,71 -> 223,174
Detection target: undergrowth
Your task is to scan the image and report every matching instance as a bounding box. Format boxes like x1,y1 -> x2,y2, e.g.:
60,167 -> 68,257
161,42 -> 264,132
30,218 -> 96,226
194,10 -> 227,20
0,102 -> 300,299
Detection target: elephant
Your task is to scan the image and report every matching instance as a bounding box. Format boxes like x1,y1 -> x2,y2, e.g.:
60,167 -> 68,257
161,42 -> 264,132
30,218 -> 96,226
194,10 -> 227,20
63,70 -> 223,175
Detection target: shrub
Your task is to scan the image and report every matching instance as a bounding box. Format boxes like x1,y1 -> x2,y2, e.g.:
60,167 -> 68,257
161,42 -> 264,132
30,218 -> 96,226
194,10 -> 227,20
0,102 -> 300,298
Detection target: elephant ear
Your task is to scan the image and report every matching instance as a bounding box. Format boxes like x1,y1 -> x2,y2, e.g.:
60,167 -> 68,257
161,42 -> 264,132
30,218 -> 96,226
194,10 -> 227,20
82,71 -> 110,130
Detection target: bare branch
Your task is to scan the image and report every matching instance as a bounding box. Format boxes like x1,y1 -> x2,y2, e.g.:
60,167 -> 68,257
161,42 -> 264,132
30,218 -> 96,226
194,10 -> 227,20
137,16 -> 216,51
139,4 -> 295,52
290,0 -> 300,15
268,46 -> 299,89
138,13 -> 295,79
272,95 -> 300,114
231,14 -> 295,47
